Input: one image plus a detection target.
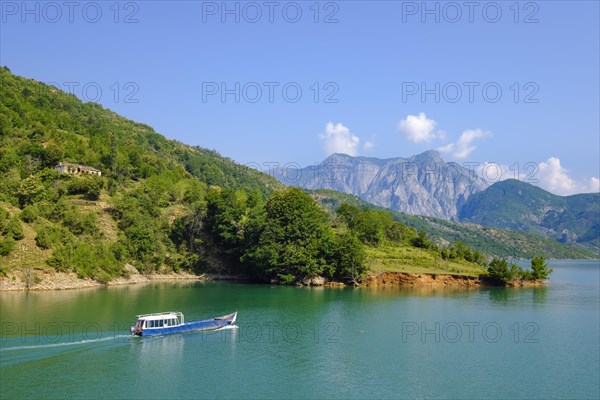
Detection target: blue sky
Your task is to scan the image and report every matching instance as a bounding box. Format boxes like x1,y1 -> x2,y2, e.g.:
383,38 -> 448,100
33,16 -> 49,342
1,0 -> 599,194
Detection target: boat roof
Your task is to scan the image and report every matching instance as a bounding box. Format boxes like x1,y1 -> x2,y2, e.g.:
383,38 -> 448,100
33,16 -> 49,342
136,311 -> 183,320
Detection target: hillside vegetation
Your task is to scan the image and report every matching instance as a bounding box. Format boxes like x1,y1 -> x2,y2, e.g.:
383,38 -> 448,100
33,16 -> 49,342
0,68 -> 566,286
310,189 -> 597,259
459,179 -> 599,253
0,66 -> 284,281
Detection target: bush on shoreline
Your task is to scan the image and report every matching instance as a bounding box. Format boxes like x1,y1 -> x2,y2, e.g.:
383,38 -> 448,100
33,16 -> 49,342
487,256 -> 553,284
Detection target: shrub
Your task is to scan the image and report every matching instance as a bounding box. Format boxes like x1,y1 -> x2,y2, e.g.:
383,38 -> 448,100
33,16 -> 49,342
62,208 -> 98,236
66,176 -> 104,200
278,273 -> 296,285
7,217 -> 24,240
0,236 -> 15,256
46,244 -> 74,272
35,225 -> 72,250
0,207 -> 8,231
21,204 -> 40,222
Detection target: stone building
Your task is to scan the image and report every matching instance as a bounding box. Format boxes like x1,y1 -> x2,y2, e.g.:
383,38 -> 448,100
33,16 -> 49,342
55,162 -> 102,177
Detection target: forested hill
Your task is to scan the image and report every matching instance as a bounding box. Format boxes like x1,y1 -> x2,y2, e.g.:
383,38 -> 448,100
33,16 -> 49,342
0,67 -> 282,195
0,66 -> 289,281
0,67 -> 443,284
459,179 -> 599,253
309,189 -> 597,259
0,68 -> 589,286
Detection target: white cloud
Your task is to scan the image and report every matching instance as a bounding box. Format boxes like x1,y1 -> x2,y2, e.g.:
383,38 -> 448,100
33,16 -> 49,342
537,157 -> 576,195
537,157 -> 600,195
319,122 -> 360,156
398,112 -> 441,143
437,143 -> 455,153
589,177 -> 600,192
363,140 -> 375,151
473,157 -> 600,195
438,129 -> 491,160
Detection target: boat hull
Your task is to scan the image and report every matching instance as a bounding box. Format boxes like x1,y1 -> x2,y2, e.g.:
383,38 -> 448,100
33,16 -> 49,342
135,312 -> 237,337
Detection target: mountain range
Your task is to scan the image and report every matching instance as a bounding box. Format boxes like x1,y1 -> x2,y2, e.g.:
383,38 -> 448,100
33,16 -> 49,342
272,151 -> 487,220
273,153 -> 599,253
0,66 -> 595,273
460,179 -> 599,252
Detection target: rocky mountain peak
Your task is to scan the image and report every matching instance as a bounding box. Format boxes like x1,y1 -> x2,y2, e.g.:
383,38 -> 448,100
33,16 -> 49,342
272,152 -> 487,219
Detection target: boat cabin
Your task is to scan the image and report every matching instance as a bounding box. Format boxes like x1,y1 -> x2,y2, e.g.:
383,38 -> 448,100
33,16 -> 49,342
134,312 -> 184,332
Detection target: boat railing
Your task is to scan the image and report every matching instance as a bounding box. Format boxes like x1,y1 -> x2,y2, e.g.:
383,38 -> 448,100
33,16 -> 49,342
137,311 -> 184,323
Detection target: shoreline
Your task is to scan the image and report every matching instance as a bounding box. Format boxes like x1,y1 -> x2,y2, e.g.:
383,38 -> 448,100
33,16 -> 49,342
0,269 -> 546,292
363,271 -> 545,288
0,270 -> 244,292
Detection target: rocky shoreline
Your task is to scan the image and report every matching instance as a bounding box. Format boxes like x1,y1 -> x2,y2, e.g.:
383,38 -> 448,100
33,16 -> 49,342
0,268 -> 546,291
0,268 -> 243,292
363,271 -> 482,287
362,271 -> 546,288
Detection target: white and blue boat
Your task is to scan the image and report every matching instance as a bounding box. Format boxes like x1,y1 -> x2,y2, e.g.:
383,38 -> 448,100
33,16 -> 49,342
130,311 -> 237,337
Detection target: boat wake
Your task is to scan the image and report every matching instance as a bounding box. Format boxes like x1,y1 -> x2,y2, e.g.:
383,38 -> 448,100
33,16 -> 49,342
0,334 -> 130,352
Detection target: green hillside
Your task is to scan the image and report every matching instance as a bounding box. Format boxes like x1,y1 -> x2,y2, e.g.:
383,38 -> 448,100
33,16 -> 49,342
0,67 -> 491,284
0,67 -> 283,280
309,188 -> 597,259
459,179 -> 599,253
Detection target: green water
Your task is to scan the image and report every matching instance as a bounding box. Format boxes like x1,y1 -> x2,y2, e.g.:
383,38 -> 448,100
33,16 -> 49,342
1,260 -> 599,399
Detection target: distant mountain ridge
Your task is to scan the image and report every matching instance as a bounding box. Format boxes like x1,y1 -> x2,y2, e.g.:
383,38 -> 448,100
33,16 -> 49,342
272,151 -> 487,219
459,179 -> 600,252
274,153 -> 599,252
309,188 -> 597,259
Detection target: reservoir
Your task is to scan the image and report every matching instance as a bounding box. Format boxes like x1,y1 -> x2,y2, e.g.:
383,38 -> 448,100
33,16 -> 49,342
1,260 -> 598,399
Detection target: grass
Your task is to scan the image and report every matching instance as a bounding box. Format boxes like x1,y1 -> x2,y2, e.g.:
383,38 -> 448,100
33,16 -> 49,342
365,241 -> 487,277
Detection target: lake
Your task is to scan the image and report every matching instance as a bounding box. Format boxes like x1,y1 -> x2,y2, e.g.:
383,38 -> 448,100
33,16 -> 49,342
1,260 -> 599,399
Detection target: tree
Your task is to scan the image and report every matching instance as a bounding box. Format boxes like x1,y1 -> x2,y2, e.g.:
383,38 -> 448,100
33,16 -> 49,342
17,175 -> 46,207
487,258 -> 512,283
335,233 -> 367,284
242,188 -> 332,282
336,204 -> 360,227
204,188 -> 253,262
412,230 -> 431,249
336,205 -> 393,246
487,257 -> 531,283
171,203 -> 205,253
531,256 -> 553,280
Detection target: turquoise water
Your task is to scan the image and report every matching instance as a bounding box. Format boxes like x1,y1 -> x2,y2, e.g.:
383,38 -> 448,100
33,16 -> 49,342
1,260 -> 599,399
